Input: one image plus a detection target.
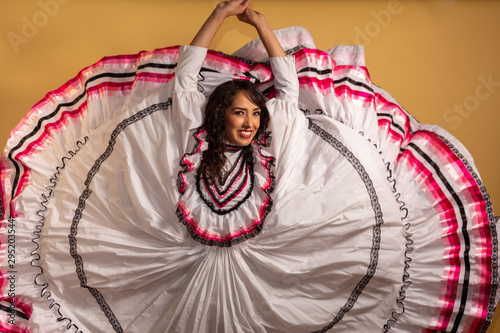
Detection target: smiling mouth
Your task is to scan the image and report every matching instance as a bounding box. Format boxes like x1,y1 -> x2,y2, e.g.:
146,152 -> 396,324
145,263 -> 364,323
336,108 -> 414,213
237,130 -> 253,139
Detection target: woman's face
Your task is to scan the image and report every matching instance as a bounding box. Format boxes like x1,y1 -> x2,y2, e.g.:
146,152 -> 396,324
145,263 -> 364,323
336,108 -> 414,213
224,91 -> 261,146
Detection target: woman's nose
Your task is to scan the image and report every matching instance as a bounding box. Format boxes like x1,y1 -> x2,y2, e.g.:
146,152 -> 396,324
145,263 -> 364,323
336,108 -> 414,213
243,115 -> 251,127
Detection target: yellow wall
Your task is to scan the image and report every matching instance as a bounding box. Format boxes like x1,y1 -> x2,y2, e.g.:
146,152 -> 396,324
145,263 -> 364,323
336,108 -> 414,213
1,1 -> 499,331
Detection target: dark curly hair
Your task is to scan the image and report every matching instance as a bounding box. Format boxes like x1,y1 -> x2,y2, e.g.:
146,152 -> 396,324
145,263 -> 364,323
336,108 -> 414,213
198,80 -> 269,184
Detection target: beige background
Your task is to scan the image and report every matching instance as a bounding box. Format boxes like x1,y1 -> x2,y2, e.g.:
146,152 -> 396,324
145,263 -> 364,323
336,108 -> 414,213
1,0 -> 499,331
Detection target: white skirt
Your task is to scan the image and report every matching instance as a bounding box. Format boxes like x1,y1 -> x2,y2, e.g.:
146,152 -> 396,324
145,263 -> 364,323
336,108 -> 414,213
0,27 -> 497,333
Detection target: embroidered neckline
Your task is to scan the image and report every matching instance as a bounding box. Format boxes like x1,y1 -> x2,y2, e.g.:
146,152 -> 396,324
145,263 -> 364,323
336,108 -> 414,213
225,143 -> 249,152
197,147 -> 254,212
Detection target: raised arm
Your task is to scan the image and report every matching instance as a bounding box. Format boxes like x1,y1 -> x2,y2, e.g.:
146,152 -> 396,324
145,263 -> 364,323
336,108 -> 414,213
177,0 -> 251,92
191,0 -> 251,48
237,8 -> 286,57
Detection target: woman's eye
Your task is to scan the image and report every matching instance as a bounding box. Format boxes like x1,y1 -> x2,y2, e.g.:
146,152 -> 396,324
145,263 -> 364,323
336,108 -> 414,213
253,111 -> 261,116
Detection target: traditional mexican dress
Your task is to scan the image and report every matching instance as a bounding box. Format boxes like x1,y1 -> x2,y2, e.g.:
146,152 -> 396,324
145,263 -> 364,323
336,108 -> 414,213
0,27 -> 498,333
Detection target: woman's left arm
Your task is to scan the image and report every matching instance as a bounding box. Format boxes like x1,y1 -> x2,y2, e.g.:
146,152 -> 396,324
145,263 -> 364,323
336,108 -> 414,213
238,8 -> 304,172
237,8 -> 285,58
238,8 -> 297,102
191,0 -> 251,48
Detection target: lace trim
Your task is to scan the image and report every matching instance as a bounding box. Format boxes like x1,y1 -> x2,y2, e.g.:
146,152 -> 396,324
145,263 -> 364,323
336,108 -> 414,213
307,120 -> 383,333
31,136 -> 90,333
68,100 -> 171,332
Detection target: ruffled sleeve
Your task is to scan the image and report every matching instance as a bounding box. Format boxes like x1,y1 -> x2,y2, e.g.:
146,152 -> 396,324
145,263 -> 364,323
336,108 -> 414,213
171,45 -> 208,151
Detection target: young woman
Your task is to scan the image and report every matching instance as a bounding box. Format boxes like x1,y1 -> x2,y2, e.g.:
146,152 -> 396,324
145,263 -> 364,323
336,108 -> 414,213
173,1 -> 301,246
0,1 -> 497,332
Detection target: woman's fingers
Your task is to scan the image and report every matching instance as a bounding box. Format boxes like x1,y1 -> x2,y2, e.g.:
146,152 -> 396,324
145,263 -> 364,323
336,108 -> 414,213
219,0 -> 251,18
237,8 -> 265,28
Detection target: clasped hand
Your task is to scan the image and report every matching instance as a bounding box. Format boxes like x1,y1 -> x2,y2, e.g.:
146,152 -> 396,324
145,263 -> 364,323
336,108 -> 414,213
216,0 -> 265,28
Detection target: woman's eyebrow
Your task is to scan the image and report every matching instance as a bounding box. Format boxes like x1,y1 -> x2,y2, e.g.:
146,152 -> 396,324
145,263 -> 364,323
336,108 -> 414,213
231,107 -> 261,111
